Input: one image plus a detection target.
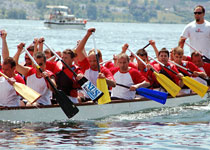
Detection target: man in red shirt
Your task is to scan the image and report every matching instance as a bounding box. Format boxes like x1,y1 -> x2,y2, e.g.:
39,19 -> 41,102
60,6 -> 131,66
152,48 -> 184,87
191,52 -> 210,77
111,53 -> 150,100
173,47 -> 207,78
76,28 -> 115,88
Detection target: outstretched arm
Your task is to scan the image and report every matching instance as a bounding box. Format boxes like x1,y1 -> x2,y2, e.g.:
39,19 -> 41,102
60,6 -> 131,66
149,40 -> 159,58
76,28 -> 95,61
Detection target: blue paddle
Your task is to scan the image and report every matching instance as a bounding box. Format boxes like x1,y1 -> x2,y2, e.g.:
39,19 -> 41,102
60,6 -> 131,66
116,83 -> 167,104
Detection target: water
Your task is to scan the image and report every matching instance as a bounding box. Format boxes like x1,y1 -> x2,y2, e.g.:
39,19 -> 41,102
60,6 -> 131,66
0,19 -> 210,149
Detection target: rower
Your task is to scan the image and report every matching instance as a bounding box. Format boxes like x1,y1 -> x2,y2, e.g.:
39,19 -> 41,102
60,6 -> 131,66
111,53 -> 150,100
173,47 -> 207,86
56,49 -> 83,104
76,28 -> 115,100
0,30 -> 25,107
191,52 -> 210,82
152,48 -> 184,88
14,43 -> 56,106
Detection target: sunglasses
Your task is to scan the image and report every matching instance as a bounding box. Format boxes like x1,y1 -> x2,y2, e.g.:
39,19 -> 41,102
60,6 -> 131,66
194,12 -> 203,15
38,63 -> 43,66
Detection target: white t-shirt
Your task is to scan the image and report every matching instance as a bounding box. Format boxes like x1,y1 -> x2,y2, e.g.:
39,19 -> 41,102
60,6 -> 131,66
26,68 -> 52,105
181,20 -> 210,58
0,77 -> 21,107
111,68 -> 146,100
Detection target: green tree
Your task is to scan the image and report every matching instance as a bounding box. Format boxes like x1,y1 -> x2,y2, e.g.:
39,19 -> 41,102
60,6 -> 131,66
7,9 -> 26,19
87,4 -> 97,20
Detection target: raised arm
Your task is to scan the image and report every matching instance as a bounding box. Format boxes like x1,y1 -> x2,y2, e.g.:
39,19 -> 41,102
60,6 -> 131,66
149,40 -> 159,58
178,37 -> 186,49
14,43 -> 31,76
76,28 -> 95,61
0,30 -> 9,60
38,37 -> 45,52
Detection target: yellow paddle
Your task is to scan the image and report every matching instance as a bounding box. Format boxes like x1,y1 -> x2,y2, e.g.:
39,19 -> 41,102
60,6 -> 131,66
0,72 -> 41,104
150,57 -> 208,98
92,33 -> 111,104
128,48 -> 181,97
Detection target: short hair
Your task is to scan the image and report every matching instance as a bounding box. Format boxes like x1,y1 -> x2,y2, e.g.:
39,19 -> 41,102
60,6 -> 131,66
88,49 -> 102,58
3,57 -> 16,68
34,52 -> 46,63
191,51 -> 202,58
63,49 -> 76,58
27,43 -> 34,52
117,53 -> 130,62
194,5 -> 205,13
44,49 -> 54,56
136,48 -> 148,57
158,48 -> 169,57
173,46 -> 184,55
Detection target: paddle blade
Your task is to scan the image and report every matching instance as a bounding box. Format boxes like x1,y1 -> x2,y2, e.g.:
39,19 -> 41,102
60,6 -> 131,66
14,82 -> 41,104
54,90 -> 79,118
182,76 -> 208,97
136,88 -> 167,104
96,78 -> 111,104
154,72 -> 181,97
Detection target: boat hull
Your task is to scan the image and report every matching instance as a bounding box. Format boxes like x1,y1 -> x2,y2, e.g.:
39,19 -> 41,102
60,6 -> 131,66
0,93 -> 209,122
44,21 -> 86,29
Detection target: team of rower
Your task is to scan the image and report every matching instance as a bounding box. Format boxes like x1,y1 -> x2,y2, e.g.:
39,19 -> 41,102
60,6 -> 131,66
0,26 -> 209,107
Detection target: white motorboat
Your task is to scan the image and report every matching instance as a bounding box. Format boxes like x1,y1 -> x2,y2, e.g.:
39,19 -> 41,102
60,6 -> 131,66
44,5 -> 87,29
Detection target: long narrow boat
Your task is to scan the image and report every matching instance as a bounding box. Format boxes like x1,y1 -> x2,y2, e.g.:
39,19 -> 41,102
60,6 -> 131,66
0,92 -> 210,123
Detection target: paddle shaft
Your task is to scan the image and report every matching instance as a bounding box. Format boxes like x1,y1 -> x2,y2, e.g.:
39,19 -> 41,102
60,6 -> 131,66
169,60 -> 209,82
44,43 -> 78,77
92,33 -> 101,72
142,43 -> 150,49
44,43 -> 104,101
149,56 -> 178,75
24,48 -> 79,118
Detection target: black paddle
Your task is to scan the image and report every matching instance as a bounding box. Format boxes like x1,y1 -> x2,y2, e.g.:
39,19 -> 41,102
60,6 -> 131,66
24,48 -> 79,118
44,43 -> 104,101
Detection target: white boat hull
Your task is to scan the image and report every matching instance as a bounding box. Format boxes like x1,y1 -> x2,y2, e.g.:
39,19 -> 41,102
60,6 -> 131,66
44,21 -> 85,29
0,93 -> 209,123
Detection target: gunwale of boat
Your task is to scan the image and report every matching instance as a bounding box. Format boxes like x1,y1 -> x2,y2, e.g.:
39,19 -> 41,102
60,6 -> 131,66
0,92 -> 202,111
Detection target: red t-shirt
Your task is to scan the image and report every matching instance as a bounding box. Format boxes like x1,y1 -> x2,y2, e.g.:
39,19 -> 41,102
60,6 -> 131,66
152,62 -> 180,85
46,61 -> 61,74
176,61 -> 203,77
203,63 -> 210,77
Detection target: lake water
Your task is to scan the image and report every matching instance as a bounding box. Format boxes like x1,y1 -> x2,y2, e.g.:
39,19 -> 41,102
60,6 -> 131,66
1,19 -> 210,149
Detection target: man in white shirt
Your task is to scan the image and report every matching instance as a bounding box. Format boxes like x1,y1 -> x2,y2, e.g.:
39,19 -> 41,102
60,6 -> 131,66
179,5 -> 210,59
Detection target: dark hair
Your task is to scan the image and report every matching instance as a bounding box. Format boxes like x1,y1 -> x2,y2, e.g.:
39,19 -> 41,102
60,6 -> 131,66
191,51 -> 202,58
3,57 -> 16,68
88,49 -> 102,58
158,48 -> 169,57
34,52 -> 46,63
136,48 -> 148,57
44,49 -> 54,56
27,43 -> 34,52
194,5 -> 205,13
63,49 -> 76,59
